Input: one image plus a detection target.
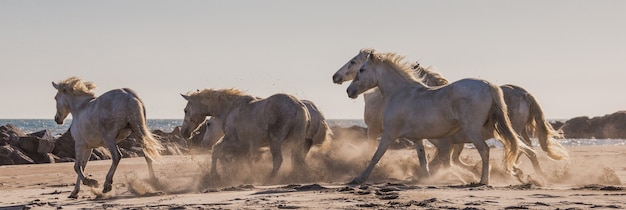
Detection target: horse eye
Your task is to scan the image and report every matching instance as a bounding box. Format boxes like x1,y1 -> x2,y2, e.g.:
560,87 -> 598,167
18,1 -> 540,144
350,61 -> 356,64
359,68 -> 365,73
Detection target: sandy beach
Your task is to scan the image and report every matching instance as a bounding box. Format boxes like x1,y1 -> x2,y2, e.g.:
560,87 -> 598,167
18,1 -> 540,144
1,143 -> 625,209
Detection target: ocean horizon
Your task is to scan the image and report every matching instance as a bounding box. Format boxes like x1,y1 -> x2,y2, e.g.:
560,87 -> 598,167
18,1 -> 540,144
0,119 -> 366,136
1,119 -> 624,147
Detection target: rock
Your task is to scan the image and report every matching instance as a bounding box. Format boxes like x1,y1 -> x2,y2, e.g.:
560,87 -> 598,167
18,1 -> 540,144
17,136 -> 39,154
52,130 -> 75,159
561,111 -> 626,139
91,147 -> 111,160
0,124 -> 26,146
0,145 -> 35,165
29,130 -> 56,154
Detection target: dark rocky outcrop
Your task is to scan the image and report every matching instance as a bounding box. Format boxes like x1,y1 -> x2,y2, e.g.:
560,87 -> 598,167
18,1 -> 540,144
560,111 -> 626,139
0,124 -> 194,166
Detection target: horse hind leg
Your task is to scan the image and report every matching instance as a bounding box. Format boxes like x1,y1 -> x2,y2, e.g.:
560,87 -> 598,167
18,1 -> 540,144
465,130 -> 491,185
69,147 -> 94,198
103,142 -> 122,194
268,141 -> 283,179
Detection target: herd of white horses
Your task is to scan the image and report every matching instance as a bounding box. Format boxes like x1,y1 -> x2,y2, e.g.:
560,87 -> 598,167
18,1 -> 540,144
51,48 -> 568,198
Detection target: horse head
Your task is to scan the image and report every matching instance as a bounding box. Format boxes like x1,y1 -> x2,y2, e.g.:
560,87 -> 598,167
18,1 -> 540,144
347,58 -> 379,99
333,48 -> 375,84
52,82 -> 72,124
181,94 -> 208,139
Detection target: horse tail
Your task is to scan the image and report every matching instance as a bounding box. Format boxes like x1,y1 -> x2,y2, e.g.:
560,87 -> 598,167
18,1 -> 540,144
292,101 -> 312,167
130,97 -> 164,160
525,93 -> 569,160
488,85 -> 523,173
314,119 -> 334,152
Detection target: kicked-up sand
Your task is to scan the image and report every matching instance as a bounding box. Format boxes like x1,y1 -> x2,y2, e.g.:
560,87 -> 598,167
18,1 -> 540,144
1,137 -> 625,209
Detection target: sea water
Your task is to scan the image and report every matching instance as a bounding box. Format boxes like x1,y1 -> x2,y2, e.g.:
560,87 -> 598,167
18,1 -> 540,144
0,119 -> 623,147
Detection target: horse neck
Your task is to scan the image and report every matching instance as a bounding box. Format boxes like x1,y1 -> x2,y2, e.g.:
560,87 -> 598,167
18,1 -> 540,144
67,94 -> 95,116
206,95 -> 254,119
375,65 -> 426,97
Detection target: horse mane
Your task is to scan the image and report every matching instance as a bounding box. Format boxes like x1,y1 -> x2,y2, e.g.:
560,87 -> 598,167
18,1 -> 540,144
55,77 -> 97,96
187,88 -> 255,104
411,62 -> 449,86
370,52 -> 420,83
359,48 -> 376,55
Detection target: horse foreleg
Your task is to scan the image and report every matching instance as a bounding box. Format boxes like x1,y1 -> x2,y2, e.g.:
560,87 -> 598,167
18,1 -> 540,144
69,147 -> 94,198
367,126 -> 383,142
103,144 -> 122,193
414,139 -> 430,177
349,135 -> 393,185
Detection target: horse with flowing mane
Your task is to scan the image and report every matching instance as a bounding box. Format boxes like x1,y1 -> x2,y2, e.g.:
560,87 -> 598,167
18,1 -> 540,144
180,88 -> 311,180
52,77 -> 163,198
345,52 -> 531,185
334,49 -> 568,180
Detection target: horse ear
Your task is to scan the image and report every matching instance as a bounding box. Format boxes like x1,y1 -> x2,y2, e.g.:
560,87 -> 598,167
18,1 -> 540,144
52,82 -> 59,89
181,94 -> 191,101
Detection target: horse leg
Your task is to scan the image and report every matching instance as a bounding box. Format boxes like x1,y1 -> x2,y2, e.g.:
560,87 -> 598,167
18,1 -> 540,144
210,141 -> 223,178
367,125 -> 383,142
292,138 -> 313,174
145,156 -> 156,179
349,134 -> 394,185
451,144 -> 475,172
520,142 -> 547,178
69,147 -> 94,198
268,141 -> 283,178
466,131 -> 490,185
103,143 -> 122,193
414,139 -> 430,177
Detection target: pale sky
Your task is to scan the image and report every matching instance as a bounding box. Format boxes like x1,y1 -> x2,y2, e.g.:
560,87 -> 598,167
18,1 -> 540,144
1,1 -> 624,120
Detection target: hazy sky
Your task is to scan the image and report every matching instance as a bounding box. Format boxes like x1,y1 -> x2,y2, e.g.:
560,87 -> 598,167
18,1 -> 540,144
1,1 -> 624,120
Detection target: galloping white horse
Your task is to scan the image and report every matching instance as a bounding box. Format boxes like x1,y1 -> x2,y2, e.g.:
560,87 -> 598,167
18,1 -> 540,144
334,49 -> 568,179
180,88 -> 311,179
346,52 -> 529,185
52,77 -> 163,198
199,100 -> 332,150
196,99 -> 332,178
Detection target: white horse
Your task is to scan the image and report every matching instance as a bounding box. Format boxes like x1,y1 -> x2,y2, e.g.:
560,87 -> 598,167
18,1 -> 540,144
196,99 -> 332,179
334,49 -> 568,179
180,88 -> 310,179
198,100 -> 332,150
52,77 -> 163,198
345,52 -> 529,185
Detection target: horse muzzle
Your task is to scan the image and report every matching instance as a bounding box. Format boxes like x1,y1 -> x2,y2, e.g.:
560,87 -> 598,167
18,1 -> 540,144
54,116 -> 64,125
347,88 -> 359,99
332,74 -> 344,84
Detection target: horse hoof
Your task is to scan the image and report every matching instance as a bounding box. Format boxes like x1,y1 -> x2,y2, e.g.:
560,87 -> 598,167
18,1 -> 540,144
347,179 -> 362,185
83,178 -> 99,187
103,184 -> 112,193
68,193 -> 78,199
